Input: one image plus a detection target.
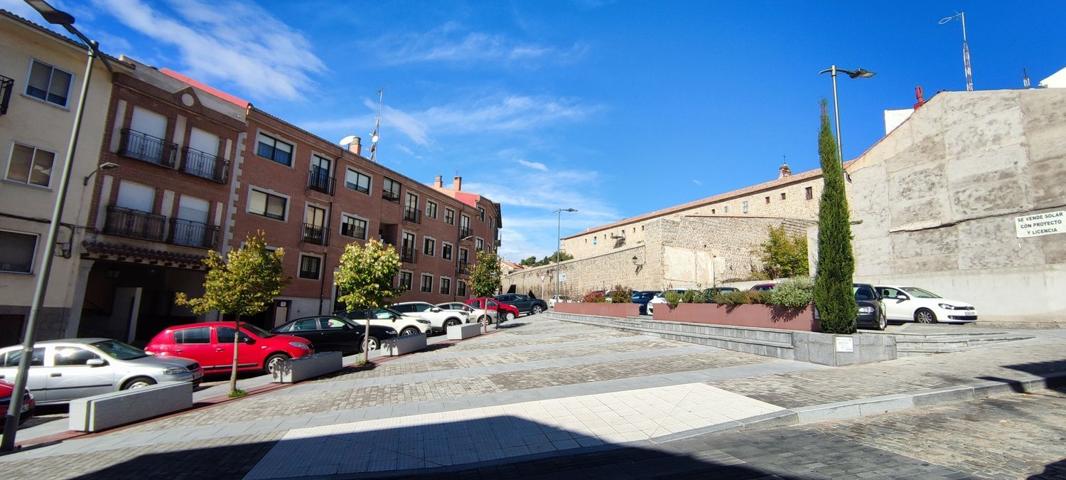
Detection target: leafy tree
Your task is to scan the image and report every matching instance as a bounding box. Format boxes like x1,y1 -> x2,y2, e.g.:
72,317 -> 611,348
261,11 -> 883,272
470,250 -> 502,330
335,239 -> 401,363
760,225 -> 809,279
176,231 -> 286,396
608,285 -> 632,303
518,256 -> 539,267
813,100 -> 858,334
549,250 -> 574,263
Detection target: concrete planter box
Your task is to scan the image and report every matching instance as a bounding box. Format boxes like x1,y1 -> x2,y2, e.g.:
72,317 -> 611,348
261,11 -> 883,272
653,303 -> 818,332
272,351 -> 343,383
555,302 -> 640,317
382,333 -> 427,356
69,381 -> 192,432
792,331 -> 896,366
447,323 -> 482,340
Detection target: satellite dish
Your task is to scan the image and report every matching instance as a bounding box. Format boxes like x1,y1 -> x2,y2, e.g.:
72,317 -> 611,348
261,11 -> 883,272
338,135 -> 358,146
371,134 -> 380,143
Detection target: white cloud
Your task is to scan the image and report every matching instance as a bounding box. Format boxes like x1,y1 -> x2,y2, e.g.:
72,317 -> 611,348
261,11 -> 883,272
517,159 -> 548,171
692,179 -> 703,186
369,22 -> 585,67
91,0 -> 325,100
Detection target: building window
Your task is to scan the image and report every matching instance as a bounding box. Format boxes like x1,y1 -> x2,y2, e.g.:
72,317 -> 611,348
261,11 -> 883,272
382,177 -> 401,201
344,168 -> 371,194
444,208 -> 455,225
711,209 -> 716,214
340,214 -> 367,239
460,214 -> 470,234
420,274 -> 433,293
457,280 -> 467,297
805,186 -> 814,200
426,201 -> 438,219
724,205 -> 730,214
442,242 -> 453,260
478,207 -> 485,222
5,144 -> 55,187
592,237 -> 597,245
765,196 -> 770,204
781,192 -> 787,200
303,205 -> 327,244
440,277 -> 451,295
742,201 -> 749,214
248,188 -> 287,220
256,133 -> 293,166
26,60 -> 72,107
423,237 -> 435,256
0,230 -> 38,273
298,254 -> 321,280
309,155 -> 332,193
475,237 -> 484,251
399,271 -> 413,291
459,248 -> 468,265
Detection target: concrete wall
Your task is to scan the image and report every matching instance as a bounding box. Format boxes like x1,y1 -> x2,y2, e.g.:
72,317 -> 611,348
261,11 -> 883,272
848,89 -> 1066,326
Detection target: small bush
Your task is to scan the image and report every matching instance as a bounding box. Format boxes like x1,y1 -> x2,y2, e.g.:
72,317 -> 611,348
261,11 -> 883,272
609,285 -> 632,303
767,278 -> 814,308
583,291 -> 606,303
713,290 -> 769,305
681,289 -> 705,304
664,291 -> 682,309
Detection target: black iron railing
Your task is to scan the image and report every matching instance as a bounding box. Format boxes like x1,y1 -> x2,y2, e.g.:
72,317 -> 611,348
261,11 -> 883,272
0,75 -> 13,115
302,223 -> 327,245
403,207 -> 420,223
382,190 -> 400,202
459,227 -> 472,239
118,128 -> 177,168
307,170 -> 335,195
341,222 -> 366,239
456,262 -> 470,275
182,146 -> 226,183
104,206 -> 166,241
400,245 -> 416,263
168,217 -> 219,249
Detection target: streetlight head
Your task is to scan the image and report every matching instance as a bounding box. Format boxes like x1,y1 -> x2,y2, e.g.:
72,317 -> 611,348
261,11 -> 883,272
25,0 -> 75,25
99,162 -> 119,171
565,208 -> 577,213
848,68 -> 876,79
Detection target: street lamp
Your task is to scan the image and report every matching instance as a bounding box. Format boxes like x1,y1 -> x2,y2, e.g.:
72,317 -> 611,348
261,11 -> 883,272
553,208 -> 577,304
818,65 -> 875,164
82,161 -> 119,186
939,11 -> 974,92
2,0 -> 108,451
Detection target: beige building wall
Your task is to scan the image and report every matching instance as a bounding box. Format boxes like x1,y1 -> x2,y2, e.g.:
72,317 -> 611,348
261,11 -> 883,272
0,14 -> 119,342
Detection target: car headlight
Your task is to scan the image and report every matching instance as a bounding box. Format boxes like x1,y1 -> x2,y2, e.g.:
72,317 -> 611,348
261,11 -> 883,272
417,319 -> 430,324
858,306 -> 874,314
289,342 -> 310,350
938,303 -> 956,310
164,367 -> 187,375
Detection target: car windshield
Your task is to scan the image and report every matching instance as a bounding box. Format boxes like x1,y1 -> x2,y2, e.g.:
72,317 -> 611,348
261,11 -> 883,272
91,340 -> 148,360
242,323 -> 275,338
901,287 -> 941,299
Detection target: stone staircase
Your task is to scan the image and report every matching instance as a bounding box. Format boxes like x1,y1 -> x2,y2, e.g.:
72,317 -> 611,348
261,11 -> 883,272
888,327 -> 1034,356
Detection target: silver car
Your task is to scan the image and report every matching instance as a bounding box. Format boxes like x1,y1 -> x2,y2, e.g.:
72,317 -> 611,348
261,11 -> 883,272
0,338 -> 203,405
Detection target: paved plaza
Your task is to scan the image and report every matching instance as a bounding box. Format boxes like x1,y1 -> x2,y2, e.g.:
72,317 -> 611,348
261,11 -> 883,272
1,316 -> 1065,479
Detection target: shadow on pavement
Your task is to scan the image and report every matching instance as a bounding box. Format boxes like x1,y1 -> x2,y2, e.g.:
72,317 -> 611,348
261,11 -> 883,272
1029,458 -> 1066,479
987,359 -> 1066,393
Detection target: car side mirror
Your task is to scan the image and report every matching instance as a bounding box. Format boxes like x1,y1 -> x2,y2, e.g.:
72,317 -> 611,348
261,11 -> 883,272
896,294 -> 908,301
86,358 -> 107,367
430,307 -> 441,312
242,337 -> 256,345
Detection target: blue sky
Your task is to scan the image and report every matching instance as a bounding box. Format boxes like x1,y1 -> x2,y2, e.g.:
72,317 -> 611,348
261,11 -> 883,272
6,0 -> 1065,261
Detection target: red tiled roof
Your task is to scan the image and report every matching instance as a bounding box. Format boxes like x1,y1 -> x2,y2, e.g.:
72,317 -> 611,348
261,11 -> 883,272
160,68 -> 250,109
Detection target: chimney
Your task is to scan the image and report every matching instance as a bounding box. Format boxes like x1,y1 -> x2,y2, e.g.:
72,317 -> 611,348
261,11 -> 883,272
346,136 -> 361,156
452,175 -> 462,191
778,162 -> 792,179
433,175 -> 443,188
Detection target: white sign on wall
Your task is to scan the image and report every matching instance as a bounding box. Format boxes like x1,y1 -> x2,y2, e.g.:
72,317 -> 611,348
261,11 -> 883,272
1015,211 -> 1065,238
835,336 -> 854,353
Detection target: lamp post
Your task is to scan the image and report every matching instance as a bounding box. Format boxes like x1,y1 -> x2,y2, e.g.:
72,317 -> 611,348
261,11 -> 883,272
939,11 -> 973,92
553,208 -> 577,305
2,0 -> 107,451
818,66 -> 875,163
82,161 -> 119,186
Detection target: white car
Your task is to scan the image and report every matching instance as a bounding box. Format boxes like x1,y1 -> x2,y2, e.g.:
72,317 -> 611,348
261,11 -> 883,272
875,285 -> 978,324
343,307 -> 431,336
547,295 -> 572,308
390,301 -> 470,333
436,302 -> 490,324
646,288 -> 691,315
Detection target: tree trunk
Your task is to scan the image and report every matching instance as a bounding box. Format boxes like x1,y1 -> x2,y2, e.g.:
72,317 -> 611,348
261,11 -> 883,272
229,316 -> 240,394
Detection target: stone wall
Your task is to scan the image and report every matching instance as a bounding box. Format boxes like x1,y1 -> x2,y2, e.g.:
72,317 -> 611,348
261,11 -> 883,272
848,88 -> 1066,326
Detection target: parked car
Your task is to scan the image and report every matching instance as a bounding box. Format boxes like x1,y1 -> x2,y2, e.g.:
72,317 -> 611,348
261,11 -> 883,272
436,302 -> 490,324
702,287 -> 739,303
0,379 -> 35,429
390,301 -> 470,333
547,295 -> 573,308
340,308 -> 432,337
750,283 -> 776,291
854,283 -> 888,330
466,297 -> 520,323
0,338 -> 203,405
145,322 -> 311,375
494,293 -> 549,315
631,291 -> 659,315
646,289 -> 691,315
272,316 -> 397,352
875,285 -> 977,324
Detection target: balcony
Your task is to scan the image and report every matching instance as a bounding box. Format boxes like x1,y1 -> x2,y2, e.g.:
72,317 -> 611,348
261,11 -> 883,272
340,223 -> 366,240
118,128 -> 177,168
403,207 -> 420,224
182,146 -> 227,183
104,206 -> 166,242
307,170 -> 335,195
456,262 -> 470,275
400,245 -> 416,263
0,75 -> 12,115
302,223 -> 327,245
459,227 -> 472,239
168,217 -> 219,249
382,191 -> 400,203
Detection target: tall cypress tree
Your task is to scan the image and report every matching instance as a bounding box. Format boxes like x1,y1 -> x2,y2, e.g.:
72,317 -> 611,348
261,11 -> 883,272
813,99 -> 858,334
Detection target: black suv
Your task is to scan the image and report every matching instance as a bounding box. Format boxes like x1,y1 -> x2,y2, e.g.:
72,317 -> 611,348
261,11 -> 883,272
854,283 -> 887,330
494,294 -> 548,315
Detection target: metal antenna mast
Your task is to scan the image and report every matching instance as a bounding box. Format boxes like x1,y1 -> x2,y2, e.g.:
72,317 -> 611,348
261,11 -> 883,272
370,88 -> 383,162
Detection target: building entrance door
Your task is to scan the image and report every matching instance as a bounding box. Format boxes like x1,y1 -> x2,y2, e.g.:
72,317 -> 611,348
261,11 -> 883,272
111,287 -> 143,343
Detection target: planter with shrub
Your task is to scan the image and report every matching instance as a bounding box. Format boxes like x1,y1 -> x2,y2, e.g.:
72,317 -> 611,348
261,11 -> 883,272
653,279 -> 818,331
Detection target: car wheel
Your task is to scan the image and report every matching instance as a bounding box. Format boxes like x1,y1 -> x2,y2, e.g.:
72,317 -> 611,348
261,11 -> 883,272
401,327 -> 421,336
444,318 -> 461,329
915,308 -> 937,324
505,312 -> 516,322
478,315 -> 491,326
264,353 -> 290,375
366,336 -> 380,351
878,309 -> 887,330
122,376 -> 157,390
531,305 -> 544,315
